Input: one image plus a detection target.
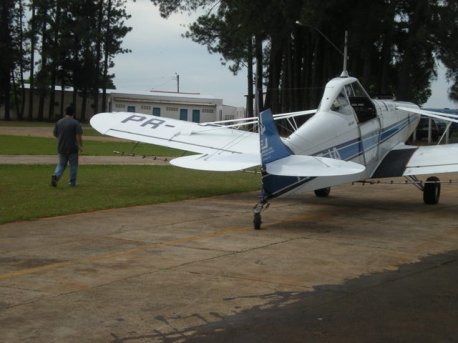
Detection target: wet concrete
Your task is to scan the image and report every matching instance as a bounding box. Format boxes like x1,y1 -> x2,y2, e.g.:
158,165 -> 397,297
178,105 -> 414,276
0,177 -> 457,342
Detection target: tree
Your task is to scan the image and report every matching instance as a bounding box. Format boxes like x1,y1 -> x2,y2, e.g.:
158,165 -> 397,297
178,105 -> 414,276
0,0 -> 16,120
5,0 -> 458,122
9,0 -> 30,120
27,0 -> 37,120
151,0 -> 458,114
100,0 -> 132,112
26,0 -> 131,121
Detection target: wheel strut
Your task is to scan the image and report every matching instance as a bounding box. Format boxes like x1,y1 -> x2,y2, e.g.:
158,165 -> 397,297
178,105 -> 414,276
253,201 -> 269,230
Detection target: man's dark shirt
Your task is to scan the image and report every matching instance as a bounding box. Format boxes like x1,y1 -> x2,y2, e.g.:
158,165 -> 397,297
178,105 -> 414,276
53,116 -> 83,154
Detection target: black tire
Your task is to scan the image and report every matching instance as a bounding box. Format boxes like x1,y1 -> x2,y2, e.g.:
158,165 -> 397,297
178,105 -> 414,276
253,213 -> 261,230
314,187 -> 331,197
423,176 -> 441,205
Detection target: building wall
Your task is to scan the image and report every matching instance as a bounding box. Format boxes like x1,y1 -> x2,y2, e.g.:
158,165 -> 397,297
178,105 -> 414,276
110,96 -> 219,123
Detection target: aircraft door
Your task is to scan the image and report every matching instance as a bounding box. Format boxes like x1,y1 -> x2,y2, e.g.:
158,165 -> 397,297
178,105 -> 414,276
345,82 -> 381,165
358,119 -> 381,165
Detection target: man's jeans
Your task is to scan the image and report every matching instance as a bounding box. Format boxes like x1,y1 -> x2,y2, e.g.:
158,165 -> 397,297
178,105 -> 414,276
53,153 -> 79,186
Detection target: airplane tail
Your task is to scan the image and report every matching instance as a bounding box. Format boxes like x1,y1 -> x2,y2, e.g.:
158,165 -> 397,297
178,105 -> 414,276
258,108 -> 365,200
258,108 -> 303,201
259,109 -> 294,166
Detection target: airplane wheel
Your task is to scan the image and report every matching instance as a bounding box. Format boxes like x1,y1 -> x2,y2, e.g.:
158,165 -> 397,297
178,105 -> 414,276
423,176 -> 441,205
314,187 -> 331,197
253,213 -> 262,230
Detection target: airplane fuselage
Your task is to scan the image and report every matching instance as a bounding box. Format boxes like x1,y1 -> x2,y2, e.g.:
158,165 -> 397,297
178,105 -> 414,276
268,77 -> 421,196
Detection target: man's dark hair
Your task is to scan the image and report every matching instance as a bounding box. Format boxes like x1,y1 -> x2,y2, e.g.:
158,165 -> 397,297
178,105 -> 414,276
65,105 -> 75,116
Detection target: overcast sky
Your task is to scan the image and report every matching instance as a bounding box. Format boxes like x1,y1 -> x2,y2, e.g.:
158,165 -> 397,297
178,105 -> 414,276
112,0 -> 456,109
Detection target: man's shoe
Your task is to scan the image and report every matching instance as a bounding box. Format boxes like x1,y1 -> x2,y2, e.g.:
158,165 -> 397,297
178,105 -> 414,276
51,175 -> 58,187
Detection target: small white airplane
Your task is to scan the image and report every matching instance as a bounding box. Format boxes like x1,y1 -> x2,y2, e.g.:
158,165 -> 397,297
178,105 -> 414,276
90,74 -> 458,230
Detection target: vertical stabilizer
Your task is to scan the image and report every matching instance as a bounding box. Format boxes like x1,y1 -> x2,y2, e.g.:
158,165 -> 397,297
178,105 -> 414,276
259,109 -> 293,166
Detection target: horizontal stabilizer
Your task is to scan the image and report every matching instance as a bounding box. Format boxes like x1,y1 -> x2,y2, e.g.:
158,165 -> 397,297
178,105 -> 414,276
266,155 -> 365,177
170,153 -> 260,171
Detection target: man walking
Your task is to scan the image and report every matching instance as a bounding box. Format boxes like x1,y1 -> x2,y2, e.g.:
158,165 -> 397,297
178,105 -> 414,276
51,105 -> 83,187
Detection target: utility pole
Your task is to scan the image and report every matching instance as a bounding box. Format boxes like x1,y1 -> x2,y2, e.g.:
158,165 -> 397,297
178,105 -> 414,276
175,73 -> 180,93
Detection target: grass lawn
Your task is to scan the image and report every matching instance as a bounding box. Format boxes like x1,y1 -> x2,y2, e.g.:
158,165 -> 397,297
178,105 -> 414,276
0,135 -> 184,157
0,121 -> 259,224
0,165 -> 260,224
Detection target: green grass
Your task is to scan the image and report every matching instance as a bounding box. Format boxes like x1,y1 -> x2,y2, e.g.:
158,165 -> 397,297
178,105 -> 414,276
0,120 -> 103,136
0,165 -> 260,224
0,119 -> 213,138
0,135 -> 184,157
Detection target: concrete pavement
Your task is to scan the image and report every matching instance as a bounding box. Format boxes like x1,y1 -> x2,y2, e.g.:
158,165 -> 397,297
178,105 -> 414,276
0,154 -> 169,165
1,178 -> 457,342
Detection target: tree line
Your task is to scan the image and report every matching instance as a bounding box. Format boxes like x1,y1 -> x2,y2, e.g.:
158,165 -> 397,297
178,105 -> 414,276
152,0 -> 458,117
2,0 -> 458,122
0,0 -> 131,122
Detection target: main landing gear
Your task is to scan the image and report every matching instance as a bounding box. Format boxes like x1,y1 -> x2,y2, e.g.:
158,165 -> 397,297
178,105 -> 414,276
407,175 -> 441,205
423,176 -> 441,204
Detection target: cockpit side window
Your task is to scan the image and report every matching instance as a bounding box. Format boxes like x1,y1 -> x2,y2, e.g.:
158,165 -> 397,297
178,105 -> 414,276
331,89 -> 354,116
345,81 -> 377,123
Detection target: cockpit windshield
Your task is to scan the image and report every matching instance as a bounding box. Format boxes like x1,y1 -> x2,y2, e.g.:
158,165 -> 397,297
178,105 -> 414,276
320,78 -> 377,123
331,89 -> 354,116
345,81 -> 376,123
345,82 -> 368,97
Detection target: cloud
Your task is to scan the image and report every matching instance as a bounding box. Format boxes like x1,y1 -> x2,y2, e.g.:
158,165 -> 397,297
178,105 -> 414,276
112,1 -> 247,107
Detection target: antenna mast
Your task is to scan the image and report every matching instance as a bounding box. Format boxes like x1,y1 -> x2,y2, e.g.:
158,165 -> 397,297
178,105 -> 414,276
340,31 -> 349,77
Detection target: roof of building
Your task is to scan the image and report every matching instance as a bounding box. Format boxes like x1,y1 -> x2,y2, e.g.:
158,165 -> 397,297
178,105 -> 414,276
109,89 -> 221,105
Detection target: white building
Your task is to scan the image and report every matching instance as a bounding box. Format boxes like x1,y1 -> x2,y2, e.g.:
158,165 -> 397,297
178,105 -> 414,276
109,90 -> 223,123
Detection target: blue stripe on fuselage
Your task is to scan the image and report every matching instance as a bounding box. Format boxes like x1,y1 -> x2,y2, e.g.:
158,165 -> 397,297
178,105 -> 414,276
318,117 -> 410,160
262,117 -> 411,200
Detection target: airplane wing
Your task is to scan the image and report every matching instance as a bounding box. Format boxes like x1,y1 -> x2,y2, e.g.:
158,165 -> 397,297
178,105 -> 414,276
90,110 -> 365,176
403,144 -> 458,175
397,106 -> 458,123
372,143 -> 458,178
90,112 -> 260,156
370,107 -> 458,178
